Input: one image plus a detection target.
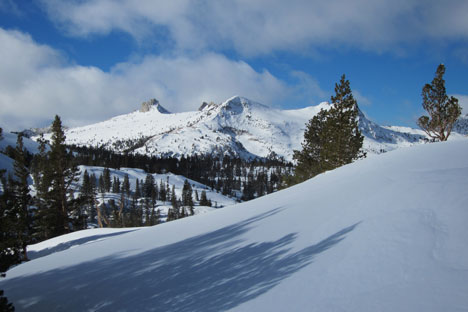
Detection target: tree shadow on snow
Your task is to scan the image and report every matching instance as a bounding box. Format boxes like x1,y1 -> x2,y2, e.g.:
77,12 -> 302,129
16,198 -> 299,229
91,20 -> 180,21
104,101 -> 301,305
27,230 -> 138,260
4,209 -> 359,311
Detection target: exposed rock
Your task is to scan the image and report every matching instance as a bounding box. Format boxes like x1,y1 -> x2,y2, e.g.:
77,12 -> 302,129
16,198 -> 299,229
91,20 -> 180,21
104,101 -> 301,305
140,99 -> 159,112
140,99 -> 171,114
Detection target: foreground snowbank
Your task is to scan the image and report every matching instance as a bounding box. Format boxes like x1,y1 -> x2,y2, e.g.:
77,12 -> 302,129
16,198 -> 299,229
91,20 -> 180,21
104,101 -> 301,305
1,140 -> 468,311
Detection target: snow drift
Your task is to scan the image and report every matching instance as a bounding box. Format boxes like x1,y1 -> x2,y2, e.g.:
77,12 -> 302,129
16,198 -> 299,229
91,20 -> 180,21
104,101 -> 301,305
1,140 -> 468,311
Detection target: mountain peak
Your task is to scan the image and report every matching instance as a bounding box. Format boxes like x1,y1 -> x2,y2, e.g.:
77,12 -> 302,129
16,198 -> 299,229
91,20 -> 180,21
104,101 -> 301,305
221,96 -> 269,113
139,99 -> 170,114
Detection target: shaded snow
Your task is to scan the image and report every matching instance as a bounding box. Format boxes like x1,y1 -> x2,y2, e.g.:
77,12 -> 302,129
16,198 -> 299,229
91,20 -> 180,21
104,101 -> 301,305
2,139 -> 468,311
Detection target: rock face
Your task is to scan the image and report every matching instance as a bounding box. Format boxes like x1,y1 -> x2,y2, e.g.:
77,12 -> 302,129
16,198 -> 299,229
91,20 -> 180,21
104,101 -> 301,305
140,99 -> 159,112
139,99 -> 171,114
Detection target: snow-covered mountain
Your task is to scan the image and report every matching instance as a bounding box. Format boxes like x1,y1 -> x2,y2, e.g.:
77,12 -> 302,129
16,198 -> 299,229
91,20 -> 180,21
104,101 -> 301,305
2,139 -> 467,311
48,96 -> 430,161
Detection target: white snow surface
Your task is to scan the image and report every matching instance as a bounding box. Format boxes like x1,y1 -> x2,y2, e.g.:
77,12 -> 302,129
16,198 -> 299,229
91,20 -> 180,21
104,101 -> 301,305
0,131 -> 40,154
41,96 -> 432,161
2,139 -> 468,311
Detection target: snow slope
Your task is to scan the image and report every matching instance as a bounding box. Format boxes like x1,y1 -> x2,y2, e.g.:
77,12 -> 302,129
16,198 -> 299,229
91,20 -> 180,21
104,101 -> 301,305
2,140 -> 468,311
45,96 -> 428,161
0,131 -> 40,154
76,165 -> 237,223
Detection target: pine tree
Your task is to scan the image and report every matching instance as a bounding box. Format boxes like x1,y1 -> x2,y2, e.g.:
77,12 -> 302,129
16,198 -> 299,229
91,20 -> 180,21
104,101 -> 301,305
417,64 -> 461,141
143,173 -> 155,198
168,185 -> 179,220
122,174 -> 131,197
47,115 -> 80,236
293,75 -> 365,183
134,179 -> 141,198
159,179 -> 166,201
112,176 -> 120,193
0,139 -> 21,311
199,190 -> 210,206
79,170 -> 96,226
31,134 -> 54,241
103,168 -> 112,192
12,133 -> 32,260
182,180 -> 194,208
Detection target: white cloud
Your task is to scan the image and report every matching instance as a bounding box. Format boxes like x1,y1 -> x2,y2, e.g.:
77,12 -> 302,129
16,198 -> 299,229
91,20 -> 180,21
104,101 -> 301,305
353,90 -> 372,107
40,0 -> 468,56
0,28 -> 291,131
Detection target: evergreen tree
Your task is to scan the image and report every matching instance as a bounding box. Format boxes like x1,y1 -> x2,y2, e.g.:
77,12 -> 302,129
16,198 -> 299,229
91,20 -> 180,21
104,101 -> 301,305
199,190 -> 211,206
112,176 -> 120,193
31,134 -> 53,241
159,179 -> 166,201
98,174 -> 105,193
293,75 -> 365,183
182,180 -> 193,206
0,149 -> 21,311
103,168 -> 112,192
122,174 -> 131,197
47,115 -> 80,236
417,64 -> 461,141
79,170 -> 96,226
134,179 -> 141,198
12,133 -> 32,260
168,185 -> 179,221
143,173 -> 155,198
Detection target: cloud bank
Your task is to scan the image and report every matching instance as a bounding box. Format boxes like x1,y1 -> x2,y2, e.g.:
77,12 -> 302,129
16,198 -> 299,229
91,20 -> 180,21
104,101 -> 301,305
41,0 -> 468,55
0,28 -> 292,130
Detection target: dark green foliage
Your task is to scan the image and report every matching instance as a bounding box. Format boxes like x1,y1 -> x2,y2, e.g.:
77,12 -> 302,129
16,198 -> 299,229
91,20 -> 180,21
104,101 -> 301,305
79,170 -> 96,226
103,168 -> 111,192
11,134 -> 32,260
167,185 -> 179,221
199,190 -> 211,206
182,180 -> 194,215
112,176 -> 120,193
68,144 -> 292,202
0,153 -> 20,311
293,74 -> 365,183
143,174 -> 155,198
417,64 -> 461,141
122,174 -> 130,197
33,116 -> 80,239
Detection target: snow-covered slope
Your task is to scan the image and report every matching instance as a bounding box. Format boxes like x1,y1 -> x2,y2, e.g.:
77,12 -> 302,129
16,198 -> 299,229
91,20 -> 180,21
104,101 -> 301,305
47,96 -> 428,161
2,140 -> 468,311
0,131 -> 40,154
76,165 -> 237,214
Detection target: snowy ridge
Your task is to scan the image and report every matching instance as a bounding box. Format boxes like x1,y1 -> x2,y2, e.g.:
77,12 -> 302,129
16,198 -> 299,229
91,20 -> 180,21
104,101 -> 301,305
41,96 -> 431,160
2,140 -> 468,311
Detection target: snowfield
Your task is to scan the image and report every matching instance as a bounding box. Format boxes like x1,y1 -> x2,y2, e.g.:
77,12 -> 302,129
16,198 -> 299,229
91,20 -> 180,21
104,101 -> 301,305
41,96 -> 434,161
1,139 -> 468,311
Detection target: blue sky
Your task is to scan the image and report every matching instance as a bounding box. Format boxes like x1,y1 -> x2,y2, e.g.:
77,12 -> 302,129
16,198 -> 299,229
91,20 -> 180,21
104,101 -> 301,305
0,0 -> 467,131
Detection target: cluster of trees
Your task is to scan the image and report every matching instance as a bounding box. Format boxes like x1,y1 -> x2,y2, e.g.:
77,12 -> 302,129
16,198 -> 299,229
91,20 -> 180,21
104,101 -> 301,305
290,64 -> 461,185
79,168 -> 206,228
69,145 -> 292,200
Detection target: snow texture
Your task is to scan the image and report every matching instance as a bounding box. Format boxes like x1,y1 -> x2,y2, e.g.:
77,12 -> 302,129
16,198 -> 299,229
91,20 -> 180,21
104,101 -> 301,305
1,139 -> 468,311
38,96 -> 438,161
